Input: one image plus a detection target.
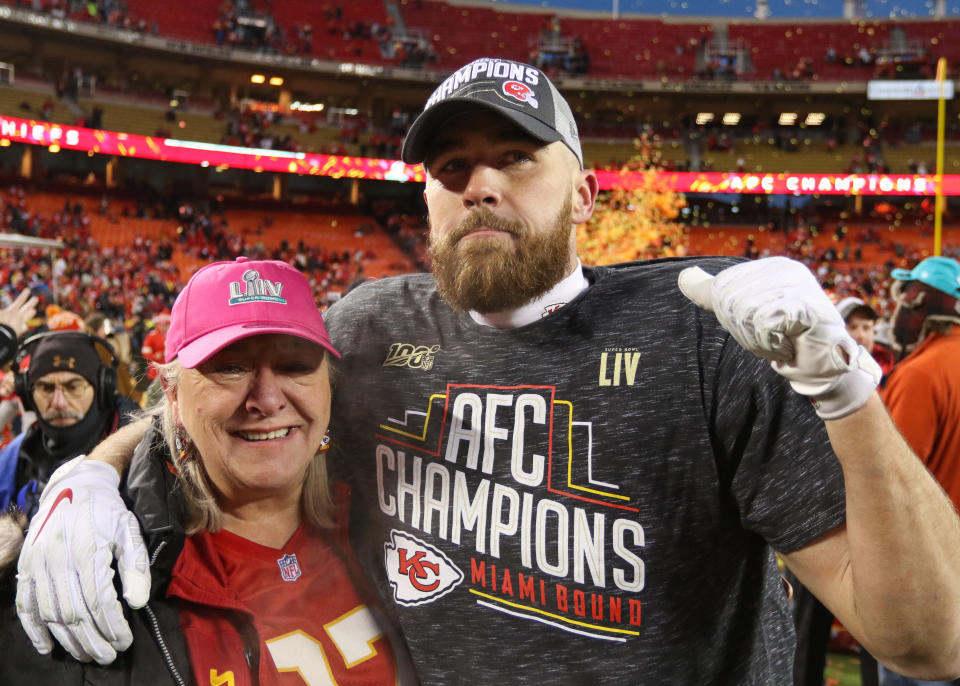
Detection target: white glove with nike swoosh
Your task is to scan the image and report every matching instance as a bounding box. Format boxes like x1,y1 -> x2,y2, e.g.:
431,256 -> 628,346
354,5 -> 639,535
16,455 -> 150,665
677,256 -> 881,420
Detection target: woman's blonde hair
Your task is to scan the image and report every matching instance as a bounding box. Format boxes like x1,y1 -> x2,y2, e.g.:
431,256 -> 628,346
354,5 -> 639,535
153,358 -> 335,534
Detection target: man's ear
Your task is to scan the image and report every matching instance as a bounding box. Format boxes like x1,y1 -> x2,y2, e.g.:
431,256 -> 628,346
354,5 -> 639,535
571,169 -> 598,224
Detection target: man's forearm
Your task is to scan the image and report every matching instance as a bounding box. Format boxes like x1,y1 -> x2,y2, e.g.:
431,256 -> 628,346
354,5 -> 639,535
826,394 -> 960,676
87,417 -> 150,476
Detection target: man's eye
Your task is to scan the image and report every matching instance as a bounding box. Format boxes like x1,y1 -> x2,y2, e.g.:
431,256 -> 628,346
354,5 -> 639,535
437,158 -> 466,173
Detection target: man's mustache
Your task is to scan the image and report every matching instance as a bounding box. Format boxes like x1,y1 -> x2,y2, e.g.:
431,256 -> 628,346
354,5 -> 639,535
41,409 -> 85,422
447,209 -> 524,244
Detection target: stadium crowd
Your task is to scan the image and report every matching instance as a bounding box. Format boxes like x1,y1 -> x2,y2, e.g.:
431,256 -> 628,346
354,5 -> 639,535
0,184 -> 381,326
9,0 -> 958,88
0,179 -> 945,431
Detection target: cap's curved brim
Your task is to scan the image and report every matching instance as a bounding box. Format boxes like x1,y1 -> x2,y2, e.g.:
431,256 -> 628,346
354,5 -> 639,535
401,98 -> 564,164
175,323 -> 341,369
890,267 -> 914,281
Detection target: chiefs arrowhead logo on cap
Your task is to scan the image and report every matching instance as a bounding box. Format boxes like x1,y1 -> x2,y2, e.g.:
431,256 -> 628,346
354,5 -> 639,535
502,81 -> 539,108
384,529 -> 463,606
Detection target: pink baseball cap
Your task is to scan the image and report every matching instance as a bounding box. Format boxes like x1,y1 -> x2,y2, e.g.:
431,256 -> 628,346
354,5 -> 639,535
166,257 -> 340,368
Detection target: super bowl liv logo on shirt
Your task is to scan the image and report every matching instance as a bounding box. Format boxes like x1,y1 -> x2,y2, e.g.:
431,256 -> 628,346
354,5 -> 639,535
228,269 -> 287,305
598,348 -> 642,387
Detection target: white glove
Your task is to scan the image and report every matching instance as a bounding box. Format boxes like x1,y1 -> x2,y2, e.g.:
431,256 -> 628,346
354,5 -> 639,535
678,257 -> 881,420
15,455 -> 150,664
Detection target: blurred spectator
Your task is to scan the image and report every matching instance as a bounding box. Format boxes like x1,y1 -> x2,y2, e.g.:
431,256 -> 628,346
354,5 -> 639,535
879,258 -> 960,686
44,305 -> 84,332
837,296 -> 895,380
85,312 -> 142,406
139,310 -> 169,382
0,331 -> 140,518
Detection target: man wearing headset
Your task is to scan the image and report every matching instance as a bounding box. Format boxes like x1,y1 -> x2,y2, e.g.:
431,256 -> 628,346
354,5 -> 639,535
0,331 -> 140,518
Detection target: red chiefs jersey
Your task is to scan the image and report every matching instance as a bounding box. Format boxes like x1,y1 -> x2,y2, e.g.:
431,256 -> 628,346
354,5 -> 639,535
168,515 -> 400,686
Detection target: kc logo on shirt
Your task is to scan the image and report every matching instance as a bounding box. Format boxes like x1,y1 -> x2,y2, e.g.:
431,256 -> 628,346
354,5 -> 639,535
384,529 -> 463,606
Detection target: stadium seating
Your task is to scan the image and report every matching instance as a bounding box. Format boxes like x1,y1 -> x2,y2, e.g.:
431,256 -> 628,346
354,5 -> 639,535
399,1 -> 546,69
123,0 -> 217,44
685,221 -> 959,270
3,0 -> 956,83
4,188 -> 417,284
0,83 -> 74,126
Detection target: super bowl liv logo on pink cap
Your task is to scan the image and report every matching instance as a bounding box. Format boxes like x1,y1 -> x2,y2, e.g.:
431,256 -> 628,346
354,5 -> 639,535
228,269 -> 287,305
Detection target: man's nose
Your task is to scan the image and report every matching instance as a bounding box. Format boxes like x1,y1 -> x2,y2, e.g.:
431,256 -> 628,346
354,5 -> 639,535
48,386 -> 70,408
462,165 -> 502,210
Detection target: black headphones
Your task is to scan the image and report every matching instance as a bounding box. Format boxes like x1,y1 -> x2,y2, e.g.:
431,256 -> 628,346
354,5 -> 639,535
14,331 -> 120,413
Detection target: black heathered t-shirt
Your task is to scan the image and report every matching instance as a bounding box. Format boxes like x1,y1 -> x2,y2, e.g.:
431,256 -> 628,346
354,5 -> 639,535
323,256 -> 846,685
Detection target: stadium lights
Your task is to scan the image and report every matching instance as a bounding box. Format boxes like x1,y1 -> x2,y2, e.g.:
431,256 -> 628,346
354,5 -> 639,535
695,112 -> 714,125
722,113 -> 741,125
805,113 -> 826,125
290,101 -> 324,112
250,74 -> 266,84
778,112 -> 798,125
269,76 -> 284,86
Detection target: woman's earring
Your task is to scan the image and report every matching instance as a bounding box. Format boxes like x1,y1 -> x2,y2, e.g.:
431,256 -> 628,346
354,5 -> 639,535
319,430 -> 331,453
175,427 -> 189,462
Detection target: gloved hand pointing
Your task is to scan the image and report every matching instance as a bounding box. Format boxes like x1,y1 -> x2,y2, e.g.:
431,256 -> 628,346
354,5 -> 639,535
678,257 -> 881,420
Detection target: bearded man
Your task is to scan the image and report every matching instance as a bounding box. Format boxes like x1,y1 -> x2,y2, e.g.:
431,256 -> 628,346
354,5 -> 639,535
0,332 -> 139,518
15,58 -> 960,685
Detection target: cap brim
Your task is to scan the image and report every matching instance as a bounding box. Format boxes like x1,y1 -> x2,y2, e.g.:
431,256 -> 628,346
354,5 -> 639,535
175,323 -> 341,369
891,268 -> 914,281
401,98 -> 565,164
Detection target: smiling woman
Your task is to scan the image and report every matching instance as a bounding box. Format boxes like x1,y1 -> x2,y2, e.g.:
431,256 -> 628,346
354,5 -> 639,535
1,257 -> 410,686
157,334 -> 333,545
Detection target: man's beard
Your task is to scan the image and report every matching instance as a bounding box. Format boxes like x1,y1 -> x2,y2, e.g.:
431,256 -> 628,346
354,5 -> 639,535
428,198 -> 573,313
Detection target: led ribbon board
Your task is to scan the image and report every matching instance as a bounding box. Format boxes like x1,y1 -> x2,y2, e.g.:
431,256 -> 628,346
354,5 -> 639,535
3,115 -> 958,195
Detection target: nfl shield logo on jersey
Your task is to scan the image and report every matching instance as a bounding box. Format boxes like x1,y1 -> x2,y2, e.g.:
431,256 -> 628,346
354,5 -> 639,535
276,553 -> 302,582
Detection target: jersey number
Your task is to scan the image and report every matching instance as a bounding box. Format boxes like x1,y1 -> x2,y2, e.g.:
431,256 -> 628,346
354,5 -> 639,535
265,607 -> 388,685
